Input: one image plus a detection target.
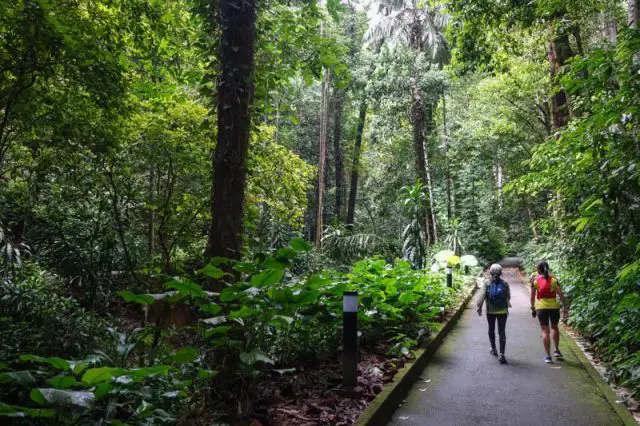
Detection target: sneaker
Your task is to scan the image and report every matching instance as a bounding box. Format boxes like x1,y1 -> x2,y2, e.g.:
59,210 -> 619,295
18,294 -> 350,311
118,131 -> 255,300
499,354 -> 507,364
554,350 -> 564,360
544,355 -> 553,364
489,348 -> 498,356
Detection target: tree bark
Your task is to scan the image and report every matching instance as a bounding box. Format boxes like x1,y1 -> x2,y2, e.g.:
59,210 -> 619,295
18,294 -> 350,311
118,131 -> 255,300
547,15 -> 574,129
442,93 -> 453,220
603,8 -> 617,44
346,100 -> 367,230
630,0 -> 639,29
206,0 -> 257,262
315,69 -> 331,247
410,86 -> 431,245
332,90 -> 345,222
425,102 -> 438,244
147,167 -> 155,258
496,163 -> 503,210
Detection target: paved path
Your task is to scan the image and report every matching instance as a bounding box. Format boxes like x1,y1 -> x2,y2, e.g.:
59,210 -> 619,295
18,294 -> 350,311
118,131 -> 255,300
389,268 -> 623,426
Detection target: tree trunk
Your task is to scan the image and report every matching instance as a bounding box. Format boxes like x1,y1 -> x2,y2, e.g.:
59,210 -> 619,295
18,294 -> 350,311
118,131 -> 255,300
630,0 -> 640,63
630,0 -> 639,29
147,167 -> 155,258
496,163 -> 503,211
425,102 -> 438,244
315,69 -> 331,247
442,93 -> 453,220
206,0 -> 257,262
603,8 -> 617,44
547,15 -> 574,129
410,86 -> 431,245
332,90 -> 345,222
347,100 -> 366,229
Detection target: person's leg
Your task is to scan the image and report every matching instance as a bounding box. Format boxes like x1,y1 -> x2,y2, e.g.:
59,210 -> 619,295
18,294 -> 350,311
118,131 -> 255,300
537,310 -> 551,356
497,314 -> 507,354
550,309 -> 561,353
541,325 -> 551,355
487,313 -> 497,353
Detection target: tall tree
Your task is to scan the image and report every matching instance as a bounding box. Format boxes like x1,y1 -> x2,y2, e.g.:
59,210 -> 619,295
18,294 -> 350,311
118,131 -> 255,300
547,8 -> 575,128
364,0 -> 448,244
346,100 -> 367,229
206,0 -> 257,261
315,69 -> 332,247
332,89 -> 346,221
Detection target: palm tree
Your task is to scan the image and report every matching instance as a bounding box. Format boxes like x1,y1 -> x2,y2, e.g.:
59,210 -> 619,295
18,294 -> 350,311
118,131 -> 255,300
364,0 -> 449,244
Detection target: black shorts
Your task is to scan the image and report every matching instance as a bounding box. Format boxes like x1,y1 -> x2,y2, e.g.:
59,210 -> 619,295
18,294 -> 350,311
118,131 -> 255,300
537,309 -> 560,326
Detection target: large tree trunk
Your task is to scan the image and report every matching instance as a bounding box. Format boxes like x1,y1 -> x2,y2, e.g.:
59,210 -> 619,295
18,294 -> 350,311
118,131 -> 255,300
332,90 -> 345,222
315,69 -> 331,247
206,0 -> 257,262
630,0 -> 639,29
442,93 -> 453,220
147,167 -> 155,258
346,100 -> 367,230
425,102 -> 438,244
603,7 -> 617,44
410,86 -> 432,245
496,163 -> 503,210
547,14 -> 574,129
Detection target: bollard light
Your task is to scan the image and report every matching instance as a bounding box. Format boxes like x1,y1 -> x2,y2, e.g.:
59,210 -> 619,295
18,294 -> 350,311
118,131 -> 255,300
464,265 -> 470,275
446,267 -> 453,287
343,290 -> 358,389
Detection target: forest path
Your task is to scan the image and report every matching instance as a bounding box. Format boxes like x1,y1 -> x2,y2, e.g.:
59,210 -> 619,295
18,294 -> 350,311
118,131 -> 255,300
387,267 -> 623,426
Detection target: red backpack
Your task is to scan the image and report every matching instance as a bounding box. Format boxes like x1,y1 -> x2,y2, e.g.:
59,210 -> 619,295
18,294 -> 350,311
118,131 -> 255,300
536,275 -> 557,299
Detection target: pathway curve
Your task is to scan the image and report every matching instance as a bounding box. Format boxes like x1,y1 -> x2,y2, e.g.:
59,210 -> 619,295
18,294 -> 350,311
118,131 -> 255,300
389,268 -> 623,426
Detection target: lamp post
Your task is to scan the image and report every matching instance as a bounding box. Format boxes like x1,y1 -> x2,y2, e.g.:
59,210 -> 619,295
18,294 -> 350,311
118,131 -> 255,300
343,291 -> 358,389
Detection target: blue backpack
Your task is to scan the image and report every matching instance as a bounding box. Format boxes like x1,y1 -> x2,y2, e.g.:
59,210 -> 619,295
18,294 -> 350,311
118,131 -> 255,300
487,280 -> 508,309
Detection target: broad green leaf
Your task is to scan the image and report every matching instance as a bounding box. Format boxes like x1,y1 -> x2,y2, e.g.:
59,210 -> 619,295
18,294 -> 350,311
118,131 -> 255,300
47,375 -> 77,389
204,326 -> 231,339
399,292 -> 417,304
209,257 -> 235,266
220,287 -> 240,302
233,262 -> 257,274
198,368 -> 218,379
117,290 -> 154,305
251,269 -> 284,287
166,279 -> 207,298
200,303 -> 222,315
126,365 -> 171,379
20,355 -> 70,371
198,264 -> 225,279
229,305 -> 257,320
94,383 -> 112,400
81,367 -> 121,385
169,347 -> 198,364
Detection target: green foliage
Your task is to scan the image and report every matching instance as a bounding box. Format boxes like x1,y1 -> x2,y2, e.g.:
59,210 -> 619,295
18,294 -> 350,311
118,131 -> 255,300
0,264 -> 105,360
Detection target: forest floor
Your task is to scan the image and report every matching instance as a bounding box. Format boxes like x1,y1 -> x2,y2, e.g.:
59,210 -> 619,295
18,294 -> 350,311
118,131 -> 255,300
387,267 -> 631,425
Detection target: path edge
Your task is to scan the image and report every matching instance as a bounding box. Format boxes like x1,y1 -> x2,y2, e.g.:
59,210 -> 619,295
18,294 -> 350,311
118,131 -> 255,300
560,325 -> 638,426
354,284 -> 478,426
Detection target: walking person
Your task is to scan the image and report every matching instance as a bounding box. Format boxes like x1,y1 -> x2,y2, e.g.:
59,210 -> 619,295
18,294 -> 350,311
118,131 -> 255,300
477,264 -> 511,364
530,261 -> 568,363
